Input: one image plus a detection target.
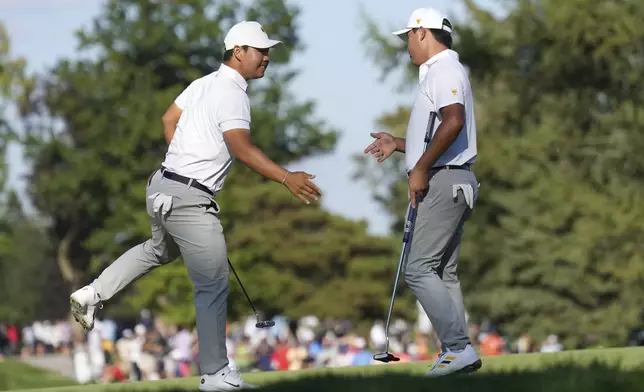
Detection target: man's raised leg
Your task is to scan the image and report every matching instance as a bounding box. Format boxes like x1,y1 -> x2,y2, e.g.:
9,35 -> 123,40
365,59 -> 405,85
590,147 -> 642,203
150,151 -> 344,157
70,217 -> 176,330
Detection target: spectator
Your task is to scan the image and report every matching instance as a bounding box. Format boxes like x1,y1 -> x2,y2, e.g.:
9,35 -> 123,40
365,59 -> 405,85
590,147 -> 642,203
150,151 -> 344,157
351,338 -> 373,366
115,329 -> 138,380
0,325 -> 8,355
139,329 -> 164,380
170,325 -> 193,377
270,336 -> 290,371
540,335 -> 564,353
6,324 -> 18,355
479,328 -> 505,357
21,324 -> 34,356
232,335 -> 254,372
253,338 -> 274,371
87,320 -> 106,380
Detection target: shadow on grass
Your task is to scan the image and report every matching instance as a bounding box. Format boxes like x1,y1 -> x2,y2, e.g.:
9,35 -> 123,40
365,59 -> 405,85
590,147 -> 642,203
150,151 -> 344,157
141,361 -> 644,392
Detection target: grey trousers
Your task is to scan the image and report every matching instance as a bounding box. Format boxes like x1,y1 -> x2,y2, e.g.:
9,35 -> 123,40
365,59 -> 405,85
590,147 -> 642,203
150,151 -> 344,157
404,167 -> 478,352
90,169 -> 229,374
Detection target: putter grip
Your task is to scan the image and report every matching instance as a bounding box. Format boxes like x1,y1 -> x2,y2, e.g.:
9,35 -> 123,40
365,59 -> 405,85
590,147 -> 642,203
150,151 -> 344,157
402,206 -> 418,243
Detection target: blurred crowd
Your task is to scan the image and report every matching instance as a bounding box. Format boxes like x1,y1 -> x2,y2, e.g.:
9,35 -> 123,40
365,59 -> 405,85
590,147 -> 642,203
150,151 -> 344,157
0,301 -> 583,384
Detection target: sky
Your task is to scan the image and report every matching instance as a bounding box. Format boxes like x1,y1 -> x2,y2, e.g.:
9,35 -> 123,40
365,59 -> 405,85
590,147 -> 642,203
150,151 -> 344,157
1,0 -> 503,236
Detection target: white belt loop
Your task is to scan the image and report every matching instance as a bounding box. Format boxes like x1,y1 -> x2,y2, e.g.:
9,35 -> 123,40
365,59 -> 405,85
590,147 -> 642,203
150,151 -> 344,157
187,178 -> 193,188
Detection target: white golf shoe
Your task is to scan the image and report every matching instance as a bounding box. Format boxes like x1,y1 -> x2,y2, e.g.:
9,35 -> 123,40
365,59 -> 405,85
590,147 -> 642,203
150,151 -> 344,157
69,285 -> 102,331
426,344 -> 482,377
199,367 -> 259,391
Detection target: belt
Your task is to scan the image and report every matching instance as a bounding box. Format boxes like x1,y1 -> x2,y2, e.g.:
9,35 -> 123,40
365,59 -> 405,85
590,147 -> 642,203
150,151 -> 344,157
407,164 -> 471,176
161,167 -> 214,197
430,163 -> 471,172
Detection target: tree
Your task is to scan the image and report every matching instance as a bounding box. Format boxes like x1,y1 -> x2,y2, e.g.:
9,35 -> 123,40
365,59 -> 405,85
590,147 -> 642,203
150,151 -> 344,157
1,23 -> 35,203
358,0 -> 644,348
0,192 -> 55,325
0,24 -> 56,325
18,0 -> 412,328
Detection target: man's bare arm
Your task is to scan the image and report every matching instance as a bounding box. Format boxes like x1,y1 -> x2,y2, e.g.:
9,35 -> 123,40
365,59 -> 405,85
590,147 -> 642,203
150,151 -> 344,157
414,104 -> 465,171
223,129 -> 289,182
223,129 -> 321,204
162,103 -> 182,144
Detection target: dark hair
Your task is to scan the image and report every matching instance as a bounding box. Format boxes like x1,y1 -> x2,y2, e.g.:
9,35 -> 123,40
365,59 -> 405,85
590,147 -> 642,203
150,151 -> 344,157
222,45 -> 249,62
429,18 -> 453,49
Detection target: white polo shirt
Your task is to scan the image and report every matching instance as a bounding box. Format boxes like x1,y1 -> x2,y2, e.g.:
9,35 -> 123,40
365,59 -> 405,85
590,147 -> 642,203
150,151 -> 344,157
405,49 -> 477,173
162,64 -> 250,194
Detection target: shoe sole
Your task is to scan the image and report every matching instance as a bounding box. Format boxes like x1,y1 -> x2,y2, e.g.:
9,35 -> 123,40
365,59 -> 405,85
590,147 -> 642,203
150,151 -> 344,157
69,297 -> 92,331
455,359 -> 482,375
427,359 -> 483,377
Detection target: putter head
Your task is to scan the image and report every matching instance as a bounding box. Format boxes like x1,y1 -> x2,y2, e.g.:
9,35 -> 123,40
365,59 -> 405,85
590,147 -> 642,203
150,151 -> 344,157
373,352 -> 400,363
255,320 -> 275,329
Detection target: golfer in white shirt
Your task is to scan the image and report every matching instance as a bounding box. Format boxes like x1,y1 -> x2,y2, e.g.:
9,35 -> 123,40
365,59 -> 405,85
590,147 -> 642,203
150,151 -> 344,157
365,7 -> 482,376
70,20 -> 321,391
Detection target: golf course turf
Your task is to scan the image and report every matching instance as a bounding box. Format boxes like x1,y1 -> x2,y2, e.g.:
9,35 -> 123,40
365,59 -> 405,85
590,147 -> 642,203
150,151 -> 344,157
3,346 -> 643,392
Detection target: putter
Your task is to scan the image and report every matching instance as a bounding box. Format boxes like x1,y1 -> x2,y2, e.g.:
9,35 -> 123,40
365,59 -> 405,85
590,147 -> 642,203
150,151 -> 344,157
374,111 -> 437,363
228,258 -> 275,329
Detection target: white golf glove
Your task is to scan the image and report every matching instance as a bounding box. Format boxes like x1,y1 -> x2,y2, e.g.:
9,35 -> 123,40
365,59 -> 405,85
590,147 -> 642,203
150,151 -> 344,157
453,183 -> 476,209
148,192 -> 173,217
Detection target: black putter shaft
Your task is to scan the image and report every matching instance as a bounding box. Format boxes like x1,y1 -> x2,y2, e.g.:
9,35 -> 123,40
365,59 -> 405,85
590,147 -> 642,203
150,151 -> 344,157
374,111 -> 437,363
227,258 -> 275,328
374,204 -> 416,362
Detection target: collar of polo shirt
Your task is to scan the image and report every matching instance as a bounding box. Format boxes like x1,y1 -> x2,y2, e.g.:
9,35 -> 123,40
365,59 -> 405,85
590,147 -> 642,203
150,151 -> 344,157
418,49 -> 460,82
218,63 -> 249,91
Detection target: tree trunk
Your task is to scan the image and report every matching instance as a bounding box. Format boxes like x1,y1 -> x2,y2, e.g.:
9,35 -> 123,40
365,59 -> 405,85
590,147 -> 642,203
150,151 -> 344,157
57,227 -> 80,289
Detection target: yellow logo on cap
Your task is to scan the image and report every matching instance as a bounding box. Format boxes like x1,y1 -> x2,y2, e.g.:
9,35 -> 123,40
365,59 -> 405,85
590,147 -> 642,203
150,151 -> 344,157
452,89 -> 457,95
416,18 -> 422,24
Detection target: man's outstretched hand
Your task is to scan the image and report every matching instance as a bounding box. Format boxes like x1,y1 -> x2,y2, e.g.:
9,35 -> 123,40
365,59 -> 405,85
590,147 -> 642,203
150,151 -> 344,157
283,171 -> 321,204
364,132 -> 397,163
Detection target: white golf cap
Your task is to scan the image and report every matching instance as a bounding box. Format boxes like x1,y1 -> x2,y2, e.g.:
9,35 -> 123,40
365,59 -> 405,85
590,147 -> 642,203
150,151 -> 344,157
224,21 -> 282,50
392,8 -> 452,39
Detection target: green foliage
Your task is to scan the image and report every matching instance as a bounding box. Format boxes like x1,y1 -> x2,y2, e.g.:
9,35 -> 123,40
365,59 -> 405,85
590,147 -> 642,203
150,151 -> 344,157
0,192 -> 53,325
0,22 -> 31,137
0,25 -> 56,325
0,24 -> 23,200
357,0 -> 644,348
17,0 -> 407,327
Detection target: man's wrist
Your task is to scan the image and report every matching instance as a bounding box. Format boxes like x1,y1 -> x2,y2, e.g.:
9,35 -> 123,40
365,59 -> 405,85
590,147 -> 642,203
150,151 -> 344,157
412,165 -> 428,173
279,169 -> 290,185
394,137 -> 406,153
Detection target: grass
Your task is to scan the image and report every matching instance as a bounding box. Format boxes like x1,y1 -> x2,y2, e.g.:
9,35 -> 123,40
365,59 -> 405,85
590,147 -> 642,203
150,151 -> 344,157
0,360 -> 76,391
4,346 -> 644,392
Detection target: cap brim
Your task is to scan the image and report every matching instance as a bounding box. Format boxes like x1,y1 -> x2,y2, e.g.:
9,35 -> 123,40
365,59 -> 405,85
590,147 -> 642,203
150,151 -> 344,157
392,28 -> 412,42
253,39 -> 282,49
225,39 -> 282,51
392,27 -> 412,36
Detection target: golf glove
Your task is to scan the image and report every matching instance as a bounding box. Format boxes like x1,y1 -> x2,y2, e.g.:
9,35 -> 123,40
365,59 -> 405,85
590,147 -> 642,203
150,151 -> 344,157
148,192 -> 173,217
453,184 -> 475,209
